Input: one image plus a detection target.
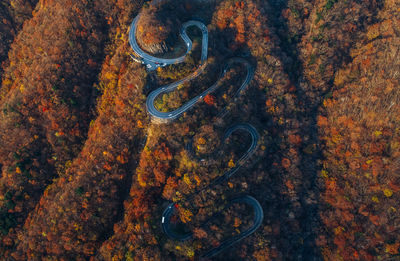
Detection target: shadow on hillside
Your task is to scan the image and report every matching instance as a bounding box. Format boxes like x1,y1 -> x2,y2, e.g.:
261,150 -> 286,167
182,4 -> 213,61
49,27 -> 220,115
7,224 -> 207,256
266,0 -> 324,260
213,0 -> 324,260
136,0 -> 324,260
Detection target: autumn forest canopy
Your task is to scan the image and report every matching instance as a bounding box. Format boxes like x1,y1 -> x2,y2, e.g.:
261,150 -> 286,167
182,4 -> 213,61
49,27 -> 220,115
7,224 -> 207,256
0,0 -> 399,260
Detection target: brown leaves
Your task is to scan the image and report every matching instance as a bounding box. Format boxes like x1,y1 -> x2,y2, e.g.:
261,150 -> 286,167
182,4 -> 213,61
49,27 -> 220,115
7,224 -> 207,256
317,115 -> 328,127
116,148 -> 129,164
385,243 -> 400,255
325,178 -> 337,192
369,215 -> 380,226
358,205 -> 369,217
288,134 -> 302,145
281,158 -> 291,169
153,163 -> 167,184
193,228 -> 208,239
285,180 -> 294,190
162,177 -> 178,200
153,143 -> 172,161
349,160 -> 360,170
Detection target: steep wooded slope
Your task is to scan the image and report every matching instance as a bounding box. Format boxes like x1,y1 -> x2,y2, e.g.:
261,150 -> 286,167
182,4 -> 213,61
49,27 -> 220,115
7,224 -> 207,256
317,1 -> 400,259
0,0 -> 107,257
0,0 -> 38,85
11,1 -> 149,260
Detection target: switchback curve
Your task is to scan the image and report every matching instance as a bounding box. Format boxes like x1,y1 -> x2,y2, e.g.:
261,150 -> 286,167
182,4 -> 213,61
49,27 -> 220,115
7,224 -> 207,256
129,16 -> 208,70
145,58 -> 254,121
161,124 -> 263,258
129,4 -> 263,258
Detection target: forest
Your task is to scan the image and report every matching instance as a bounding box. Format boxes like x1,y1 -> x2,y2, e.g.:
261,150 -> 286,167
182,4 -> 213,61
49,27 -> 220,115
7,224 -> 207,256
0,0 -> 399,260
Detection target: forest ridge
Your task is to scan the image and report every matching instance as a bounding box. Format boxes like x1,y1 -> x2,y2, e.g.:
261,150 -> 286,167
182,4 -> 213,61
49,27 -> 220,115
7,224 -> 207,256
0,0 -> 399,260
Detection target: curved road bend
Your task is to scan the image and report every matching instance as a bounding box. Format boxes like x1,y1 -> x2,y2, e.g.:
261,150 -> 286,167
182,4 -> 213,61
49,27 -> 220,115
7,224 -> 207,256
186,123 -> 259,184
212,123 -> 259,184
130,12 -> 254,121
129,7 -> 263,258
129,16 -> 208,70
161,195 -> 264,258
201,196 -> 264,259
161,124 -> 262,258
146,58 -> 254,121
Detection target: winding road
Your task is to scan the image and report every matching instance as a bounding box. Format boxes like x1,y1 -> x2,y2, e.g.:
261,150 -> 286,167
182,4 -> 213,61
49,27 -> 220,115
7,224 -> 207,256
162,195 -> 264,258
129,16 -> 208,70
161,124 -> 263,258
129,10 -> 254,121
146,58 -> 254,121
186,123 -> 260,185
129,5 -> 264,258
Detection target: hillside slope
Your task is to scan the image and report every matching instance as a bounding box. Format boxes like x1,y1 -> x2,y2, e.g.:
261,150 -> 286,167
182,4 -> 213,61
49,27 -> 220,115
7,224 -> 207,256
0,0 -> 399,260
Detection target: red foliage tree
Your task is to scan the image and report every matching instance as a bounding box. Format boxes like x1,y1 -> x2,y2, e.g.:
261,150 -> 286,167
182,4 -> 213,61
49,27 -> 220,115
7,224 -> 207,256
204,94 -> 216,106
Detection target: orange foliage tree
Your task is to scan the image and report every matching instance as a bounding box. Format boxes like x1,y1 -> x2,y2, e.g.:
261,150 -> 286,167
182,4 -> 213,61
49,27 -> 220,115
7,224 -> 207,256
318,1 -> 400,260
0,0 -> 111,257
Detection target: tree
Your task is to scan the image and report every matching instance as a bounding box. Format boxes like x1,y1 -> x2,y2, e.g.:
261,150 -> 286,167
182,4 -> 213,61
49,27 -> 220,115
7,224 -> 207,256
204,94 -> 216,106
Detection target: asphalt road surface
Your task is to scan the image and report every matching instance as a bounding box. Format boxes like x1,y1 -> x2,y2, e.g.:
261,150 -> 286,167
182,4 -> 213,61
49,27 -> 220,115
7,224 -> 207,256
161,124 -> 263,258
129,5 -> 263,258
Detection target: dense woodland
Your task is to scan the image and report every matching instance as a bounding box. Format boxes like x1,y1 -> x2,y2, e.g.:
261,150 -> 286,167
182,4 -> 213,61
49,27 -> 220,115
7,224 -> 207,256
0,0 -> 399,260
0,0 -> 37,88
